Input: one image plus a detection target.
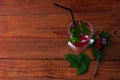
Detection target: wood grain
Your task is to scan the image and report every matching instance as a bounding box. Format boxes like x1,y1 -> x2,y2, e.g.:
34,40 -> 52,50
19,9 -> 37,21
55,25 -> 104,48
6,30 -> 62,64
0,0 -> 120,80
0,38 -> 119,60
0,14 -> 119,39
0,0 -> 119,15
0,60 -> 119,80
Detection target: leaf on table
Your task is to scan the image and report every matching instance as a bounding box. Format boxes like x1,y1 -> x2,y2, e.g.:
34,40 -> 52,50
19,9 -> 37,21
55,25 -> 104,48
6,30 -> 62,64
82,54 -> 90,65
70,63 -> 78,68
65,53 -> 78,67
77,53 -> 83,63
77,64 -> 88,75
65,53 -> 91,75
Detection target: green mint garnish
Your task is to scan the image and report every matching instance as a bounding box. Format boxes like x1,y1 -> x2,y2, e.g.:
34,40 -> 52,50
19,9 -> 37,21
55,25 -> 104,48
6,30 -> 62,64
69,27 -> 80,44
67,21 -> 91,44
65,52 -> 90,75
80,22 -> 91,35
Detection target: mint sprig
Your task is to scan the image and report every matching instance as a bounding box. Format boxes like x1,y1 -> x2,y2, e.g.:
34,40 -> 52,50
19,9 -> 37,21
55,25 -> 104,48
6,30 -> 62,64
68,21 -> 91,44
65,53 -> 90,75
69,26 -> 80,44
80,22 -> 91,35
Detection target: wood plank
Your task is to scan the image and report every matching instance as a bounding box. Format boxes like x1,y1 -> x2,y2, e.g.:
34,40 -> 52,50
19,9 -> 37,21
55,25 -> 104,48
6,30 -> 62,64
0,60 -> 119,80
0,38 -> 119,60
0,0 -> 119,80
0,14 -> 119,39
0,0 -> 119,15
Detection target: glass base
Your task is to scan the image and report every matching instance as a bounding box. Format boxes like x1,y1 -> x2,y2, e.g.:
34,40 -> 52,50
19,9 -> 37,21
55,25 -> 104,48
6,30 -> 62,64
68,41 -> 88,53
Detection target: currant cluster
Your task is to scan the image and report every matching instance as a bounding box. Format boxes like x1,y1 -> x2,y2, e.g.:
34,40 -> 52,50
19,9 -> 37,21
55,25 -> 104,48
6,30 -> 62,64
94,31 -> 108,50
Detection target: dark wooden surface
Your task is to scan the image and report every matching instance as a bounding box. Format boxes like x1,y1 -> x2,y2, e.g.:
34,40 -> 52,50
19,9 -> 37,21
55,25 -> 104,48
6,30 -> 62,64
0,0 -> 120,80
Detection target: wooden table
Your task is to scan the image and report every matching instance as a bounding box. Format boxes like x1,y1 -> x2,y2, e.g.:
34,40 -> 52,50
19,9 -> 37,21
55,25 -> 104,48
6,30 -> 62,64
0,0 -> 120,80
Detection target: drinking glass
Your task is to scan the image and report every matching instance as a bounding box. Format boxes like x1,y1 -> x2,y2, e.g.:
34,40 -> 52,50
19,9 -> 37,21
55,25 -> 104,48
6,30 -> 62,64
68,19 -> 93,52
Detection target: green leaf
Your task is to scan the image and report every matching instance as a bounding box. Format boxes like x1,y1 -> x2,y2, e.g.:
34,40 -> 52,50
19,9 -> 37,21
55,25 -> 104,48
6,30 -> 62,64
82,54 -> 90,65
70,63 -> 78,68
76,24 -> 82,31
77,64 -> 88,75
70,36 -> 79,44
65,53 -> 78,66
74,28 -> 81,36
70,27 -> 76,34
101,31 -> 110,38
65,53 -> 91,75
92,48 -> 104,60
70,27 -> 80,36
81,22 -> 91,35
77,53 -> 90,75
77,53 -> 84,63
70,27 -> 80,44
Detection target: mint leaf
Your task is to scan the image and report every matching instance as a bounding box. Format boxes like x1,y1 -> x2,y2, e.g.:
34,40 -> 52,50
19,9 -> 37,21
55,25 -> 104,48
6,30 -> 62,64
76,24 -> 82,31
82,54 -> 90,65
70,27 -> 80,36
70,63 -> 78,68
77,53 -> 83,63
65,53 -> 90,75
70,36 -> 79,44
65,54 -> 78,66
77,64 -> 88,75
81,22 -> 91,35
77,53 -> 90,75
70,27 -> 80,44
101,31 -> 110,38
70,27 -> 76,34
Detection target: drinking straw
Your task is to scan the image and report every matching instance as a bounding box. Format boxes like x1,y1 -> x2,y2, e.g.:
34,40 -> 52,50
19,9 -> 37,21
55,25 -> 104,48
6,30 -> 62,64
54,3 -> 76,26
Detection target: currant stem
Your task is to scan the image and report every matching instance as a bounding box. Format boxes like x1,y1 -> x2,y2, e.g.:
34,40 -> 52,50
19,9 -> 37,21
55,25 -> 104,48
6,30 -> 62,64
93,55 -> 100,78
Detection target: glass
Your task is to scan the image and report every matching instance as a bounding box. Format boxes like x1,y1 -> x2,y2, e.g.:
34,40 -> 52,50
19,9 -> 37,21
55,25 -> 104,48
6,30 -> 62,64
67,19 -> 93,52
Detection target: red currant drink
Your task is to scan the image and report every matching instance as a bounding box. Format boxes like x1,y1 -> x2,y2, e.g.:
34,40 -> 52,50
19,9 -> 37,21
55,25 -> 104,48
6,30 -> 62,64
68,20 -> 93,52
